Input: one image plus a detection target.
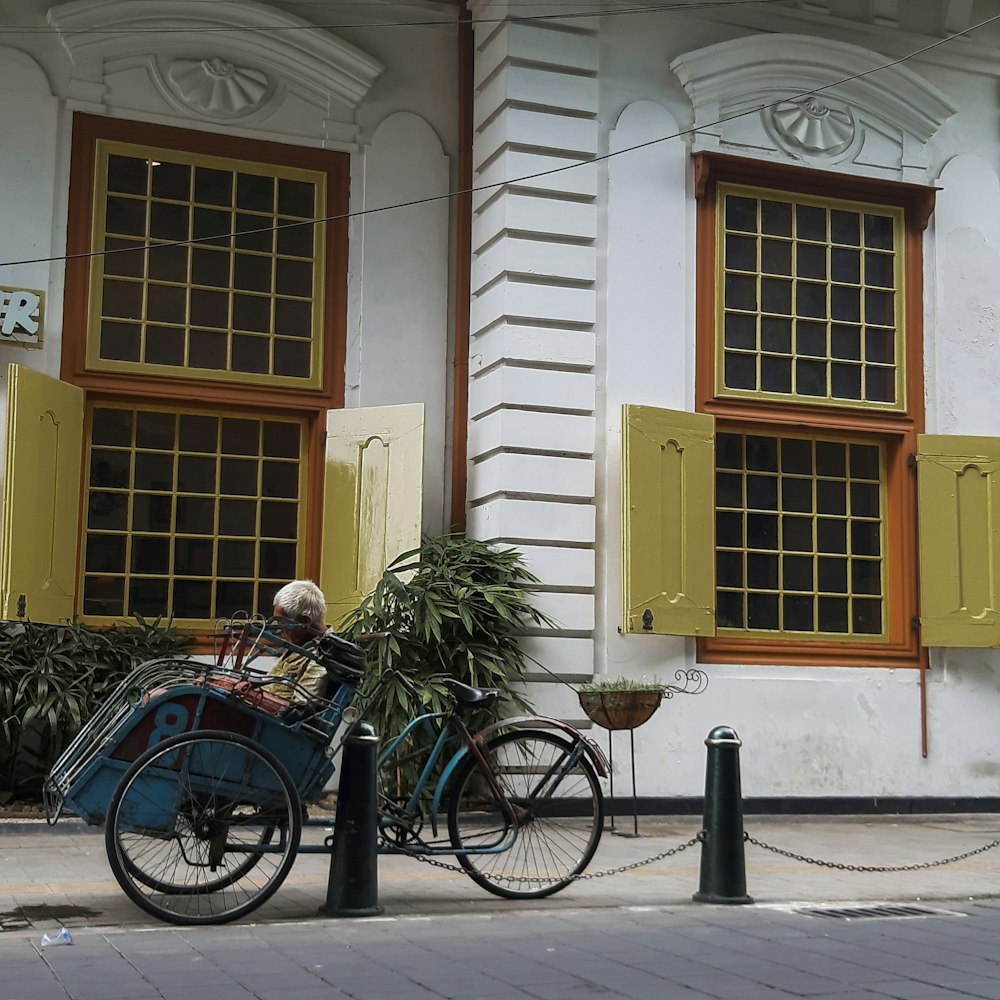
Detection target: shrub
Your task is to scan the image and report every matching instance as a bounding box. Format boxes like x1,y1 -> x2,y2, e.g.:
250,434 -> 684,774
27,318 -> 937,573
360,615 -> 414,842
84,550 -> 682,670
0,616 -> 191,801
341,534 -> 551,791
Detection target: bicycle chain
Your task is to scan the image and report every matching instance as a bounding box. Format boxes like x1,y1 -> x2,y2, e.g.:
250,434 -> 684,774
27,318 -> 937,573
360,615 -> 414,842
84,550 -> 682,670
744,831 -> 1000,873
382,831 -> 704,884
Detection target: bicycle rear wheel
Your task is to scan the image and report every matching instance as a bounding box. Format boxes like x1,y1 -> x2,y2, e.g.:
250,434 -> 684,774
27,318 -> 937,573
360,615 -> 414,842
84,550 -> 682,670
447,729 -> 603,899
105,729 -> 301,925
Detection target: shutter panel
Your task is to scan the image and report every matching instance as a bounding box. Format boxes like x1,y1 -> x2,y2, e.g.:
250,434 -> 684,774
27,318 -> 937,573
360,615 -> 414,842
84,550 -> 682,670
622,405 -> 716,636
320,404 -> 424,627
917,434 -> 1000,646
0,365 -> 84,624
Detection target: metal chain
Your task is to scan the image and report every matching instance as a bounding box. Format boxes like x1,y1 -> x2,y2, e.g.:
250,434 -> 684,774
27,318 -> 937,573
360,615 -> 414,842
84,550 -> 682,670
383,831 -> 704,884
744,831 -> 1000,873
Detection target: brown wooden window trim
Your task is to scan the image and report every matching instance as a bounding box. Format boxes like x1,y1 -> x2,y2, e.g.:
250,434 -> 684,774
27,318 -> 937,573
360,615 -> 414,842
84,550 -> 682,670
62,113 -> 350,411
694,152 -> 928,669
63,114 -> 350,631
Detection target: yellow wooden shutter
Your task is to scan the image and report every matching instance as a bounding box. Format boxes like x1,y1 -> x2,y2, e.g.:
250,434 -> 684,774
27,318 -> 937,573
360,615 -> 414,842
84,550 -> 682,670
622,404 -> 716,636
917,434 -> 1000,646
0,364 -> 84,624
320,404 -> 424,627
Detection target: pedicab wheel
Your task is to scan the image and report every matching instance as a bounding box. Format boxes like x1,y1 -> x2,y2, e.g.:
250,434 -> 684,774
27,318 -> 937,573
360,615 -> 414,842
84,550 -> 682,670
447,729 -> 604,899
105,729 -> 302,925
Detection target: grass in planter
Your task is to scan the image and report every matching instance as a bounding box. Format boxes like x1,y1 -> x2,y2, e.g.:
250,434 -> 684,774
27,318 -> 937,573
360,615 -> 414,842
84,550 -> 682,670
0,615 -> 191,802
579,677 -> 667,693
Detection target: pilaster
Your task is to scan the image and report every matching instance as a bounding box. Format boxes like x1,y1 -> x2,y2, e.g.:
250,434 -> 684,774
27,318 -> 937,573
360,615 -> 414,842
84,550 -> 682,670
468,3 -> 599,687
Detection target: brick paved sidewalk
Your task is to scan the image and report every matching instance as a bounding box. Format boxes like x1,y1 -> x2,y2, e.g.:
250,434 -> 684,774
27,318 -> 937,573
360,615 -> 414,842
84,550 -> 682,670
4,814 -> 1000,935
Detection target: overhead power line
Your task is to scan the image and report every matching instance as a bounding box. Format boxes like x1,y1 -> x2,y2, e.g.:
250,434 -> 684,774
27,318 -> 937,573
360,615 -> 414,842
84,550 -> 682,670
2,8 -> 997,270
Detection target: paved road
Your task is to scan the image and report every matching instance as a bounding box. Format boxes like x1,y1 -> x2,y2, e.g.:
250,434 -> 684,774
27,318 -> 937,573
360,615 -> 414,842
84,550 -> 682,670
3,897 -> 1000,999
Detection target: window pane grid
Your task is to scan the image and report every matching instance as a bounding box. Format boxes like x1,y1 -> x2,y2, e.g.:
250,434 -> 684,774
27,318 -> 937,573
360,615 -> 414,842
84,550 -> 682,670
83,404 -> 305,624
715,430 -> 886,639
92,141 -> 325,386
718,185 -> 903,409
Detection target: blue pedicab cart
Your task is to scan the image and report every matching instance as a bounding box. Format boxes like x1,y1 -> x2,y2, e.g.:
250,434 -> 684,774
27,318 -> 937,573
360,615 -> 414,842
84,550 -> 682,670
43,616 -> 608,925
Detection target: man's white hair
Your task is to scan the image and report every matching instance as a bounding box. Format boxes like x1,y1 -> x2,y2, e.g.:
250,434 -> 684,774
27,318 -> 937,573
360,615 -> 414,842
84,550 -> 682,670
273,579 -> 326,623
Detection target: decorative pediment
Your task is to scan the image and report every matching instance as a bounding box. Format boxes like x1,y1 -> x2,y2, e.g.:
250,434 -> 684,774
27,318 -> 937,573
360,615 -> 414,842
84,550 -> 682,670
48,0 -> 384,121
670,33 -> 956,177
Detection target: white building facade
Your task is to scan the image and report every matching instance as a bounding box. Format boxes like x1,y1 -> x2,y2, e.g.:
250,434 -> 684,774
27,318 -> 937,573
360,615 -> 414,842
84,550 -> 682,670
8,0 -> 1000,807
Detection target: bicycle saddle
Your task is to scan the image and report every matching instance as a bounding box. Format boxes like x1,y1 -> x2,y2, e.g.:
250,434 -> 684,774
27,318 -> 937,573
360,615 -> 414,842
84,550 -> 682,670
443,677 -> 499,708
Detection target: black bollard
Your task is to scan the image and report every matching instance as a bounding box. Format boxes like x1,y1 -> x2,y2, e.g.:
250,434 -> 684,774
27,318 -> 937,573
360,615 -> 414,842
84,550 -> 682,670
319,721 -> 383,918
692,725 -> 753,905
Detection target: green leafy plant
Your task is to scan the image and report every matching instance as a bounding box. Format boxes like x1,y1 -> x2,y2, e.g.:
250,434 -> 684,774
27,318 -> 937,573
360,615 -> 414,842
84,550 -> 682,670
341,534 -> 551,791
0,616 -> 191,802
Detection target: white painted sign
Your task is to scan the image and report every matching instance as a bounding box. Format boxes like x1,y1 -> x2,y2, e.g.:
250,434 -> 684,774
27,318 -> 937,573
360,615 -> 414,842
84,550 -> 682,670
0,287 -> 44,347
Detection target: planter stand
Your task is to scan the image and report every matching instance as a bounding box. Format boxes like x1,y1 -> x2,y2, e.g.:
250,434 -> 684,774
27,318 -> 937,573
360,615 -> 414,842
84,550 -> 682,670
578,670 -> 708,837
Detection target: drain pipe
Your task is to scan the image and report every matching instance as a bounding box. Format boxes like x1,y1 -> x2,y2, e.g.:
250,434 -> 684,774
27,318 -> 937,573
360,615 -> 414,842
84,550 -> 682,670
449,0 -> 473,533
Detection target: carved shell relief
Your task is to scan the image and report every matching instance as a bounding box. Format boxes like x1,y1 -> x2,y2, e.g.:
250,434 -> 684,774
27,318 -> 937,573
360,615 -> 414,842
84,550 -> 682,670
166,58 -> 272,118
766,97 -> 857,158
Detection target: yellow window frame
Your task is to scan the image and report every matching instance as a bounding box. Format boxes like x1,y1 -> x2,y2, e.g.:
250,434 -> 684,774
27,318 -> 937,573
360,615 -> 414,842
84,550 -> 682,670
80,399 -> 309,629
87,139 -> 328,390
714,425 -> 890,644
714,182 -> 906,414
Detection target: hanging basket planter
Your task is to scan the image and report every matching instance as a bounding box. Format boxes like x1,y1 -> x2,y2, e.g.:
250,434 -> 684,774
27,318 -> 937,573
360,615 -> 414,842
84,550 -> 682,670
577,670 -> 709,731
577,688 -> 663,731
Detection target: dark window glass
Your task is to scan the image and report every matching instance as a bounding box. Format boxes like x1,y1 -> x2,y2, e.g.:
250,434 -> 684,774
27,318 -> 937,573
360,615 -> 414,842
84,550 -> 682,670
106,197 -> 146,237
716,591 -> 744,629
747,592 -> 779,629
273,340 -> 311,378
726,234 -> 757,271
724,353 -> 756,390
149,202 -> 189,242
130,578 -> 169,617
173,579 -> 212,619
179,414 -> 218,454
278,179 -> 315,218
131,536 -> 170,574
831,363 -> 862,400
716,550 -> 743,588
237,173 -> 274,213
261,501 -> 298,539
725,196 -> 756,232
761,239 -> 791,276
222,418 -> 260,456
148,244 -> 188,284
761,317 -> 791,354
195,168 -> 233,207
760,357 -> 792,394
725,313 -> 757,350
783,595 -> 814,632
220,498 -> 258,536
132,493 -> 173,533
747,553 -> 779,589
86,534 -> 126,573
263,422 -> 300,459
92,408 -> 133,447
107,155 -> 148,196
150,161 -> 190,201
830,210 -> 860,246
760,200 -> 792,236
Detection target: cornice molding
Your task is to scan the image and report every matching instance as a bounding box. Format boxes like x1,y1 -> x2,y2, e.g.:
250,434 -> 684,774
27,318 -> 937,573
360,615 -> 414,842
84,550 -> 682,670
48,0 -> 384,111
671,34 -> 956,168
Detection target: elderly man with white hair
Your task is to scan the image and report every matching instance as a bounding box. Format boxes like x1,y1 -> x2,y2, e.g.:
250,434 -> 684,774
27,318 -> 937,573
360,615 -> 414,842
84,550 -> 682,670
264,579 -> 331,702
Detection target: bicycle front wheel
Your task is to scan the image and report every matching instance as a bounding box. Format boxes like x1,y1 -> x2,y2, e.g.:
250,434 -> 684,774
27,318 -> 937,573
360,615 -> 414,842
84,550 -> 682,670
105,729 -> 302,925
447,729 -> 603,899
